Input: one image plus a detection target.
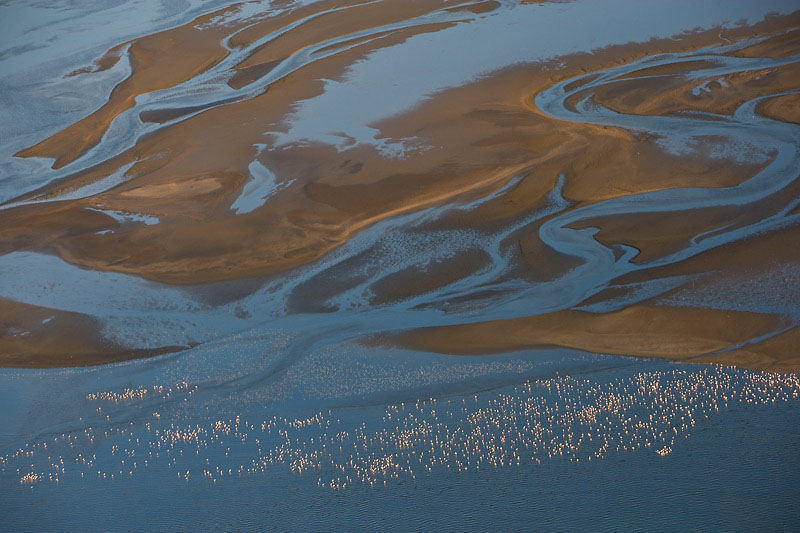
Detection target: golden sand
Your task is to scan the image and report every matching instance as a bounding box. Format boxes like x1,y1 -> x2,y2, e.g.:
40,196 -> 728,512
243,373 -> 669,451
2,2 -> 799,368
0,299 -> 186,368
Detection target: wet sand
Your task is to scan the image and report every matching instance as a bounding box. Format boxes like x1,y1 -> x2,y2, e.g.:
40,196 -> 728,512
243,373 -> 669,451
0,299 -> 186,368
3,4 -> 800,529
386,305 -> 797,373
0,2 -> 799,371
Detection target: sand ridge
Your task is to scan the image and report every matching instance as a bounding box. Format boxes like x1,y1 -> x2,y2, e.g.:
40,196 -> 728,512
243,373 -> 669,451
1,3 -> 799,368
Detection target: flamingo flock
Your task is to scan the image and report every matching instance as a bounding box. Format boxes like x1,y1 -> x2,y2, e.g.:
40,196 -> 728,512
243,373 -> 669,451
3,365 -> 798,490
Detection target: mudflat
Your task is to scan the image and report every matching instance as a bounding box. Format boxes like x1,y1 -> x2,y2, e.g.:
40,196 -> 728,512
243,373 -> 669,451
1,1 -> 799,370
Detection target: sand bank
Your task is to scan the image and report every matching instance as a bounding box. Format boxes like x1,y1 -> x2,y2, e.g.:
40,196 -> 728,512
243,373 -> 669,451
1,2 -> 799,368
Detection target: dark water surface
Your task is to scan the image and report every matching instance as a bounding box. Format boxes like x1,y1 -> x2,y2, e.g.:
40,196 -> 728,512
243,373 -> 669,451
3,351 -> 799,531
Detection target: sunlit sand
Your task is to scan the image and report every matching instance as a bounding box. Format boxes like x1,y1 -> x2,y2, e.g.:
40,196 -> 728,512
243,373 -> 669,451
1,0 -> 799,529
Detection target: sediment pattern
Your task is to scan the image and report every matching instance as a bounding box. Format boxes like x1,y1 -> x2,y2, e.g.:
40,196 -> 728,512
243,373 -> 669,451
1,2 -> 799,525
0,1 -> 798,370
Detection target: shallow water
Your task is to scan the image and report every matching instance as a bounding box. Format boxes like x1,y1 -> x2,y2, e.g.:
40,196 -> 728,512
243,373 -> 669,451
1,0 -> 800,530
3,350 -> 799,530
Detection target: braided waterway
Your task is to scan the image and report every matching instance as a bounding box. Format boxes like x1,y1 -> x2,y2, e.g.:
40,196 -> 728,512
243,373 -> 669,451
1,0 -> 800,529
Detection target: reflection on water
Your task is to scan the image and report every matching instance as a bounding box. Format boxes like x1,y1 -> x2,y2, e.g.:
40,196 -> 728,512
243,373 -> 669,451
3,355 -> 800,529
4,361 -> 798,489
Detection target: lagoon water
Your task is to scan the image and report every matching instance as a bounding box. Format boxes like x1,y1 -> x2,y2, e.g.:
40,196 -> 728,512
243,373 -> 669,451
3,349 -> 799,530
1,0 -> 800,530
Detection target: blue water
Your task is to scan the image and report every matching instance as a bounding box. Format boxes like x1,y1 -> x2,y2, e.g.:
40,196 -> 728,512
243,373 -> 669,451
2,1 -> 800,530
2,350 -> 798,531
